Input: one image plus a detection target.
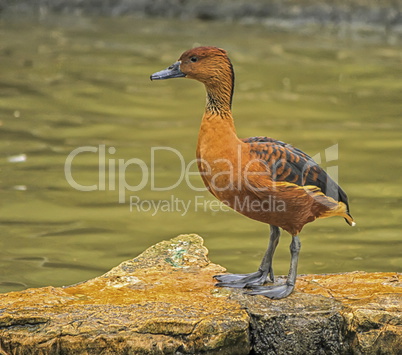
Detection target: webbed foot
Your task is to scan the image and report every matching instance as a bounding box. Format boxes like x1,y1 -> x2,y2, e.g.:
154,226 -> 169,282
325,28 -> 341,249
214,269 -> 273,288
247,283 -> 294,299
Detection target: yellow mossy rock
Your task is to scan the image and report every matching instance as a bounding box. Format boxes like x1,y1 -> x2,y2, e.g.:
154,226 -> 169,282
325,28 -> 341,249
0,234 -> 400,354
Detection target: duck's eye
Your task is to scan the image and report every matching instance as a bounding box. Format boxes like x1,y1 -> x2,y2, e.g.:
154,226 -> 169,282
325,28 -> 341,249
190,56 -> 198,63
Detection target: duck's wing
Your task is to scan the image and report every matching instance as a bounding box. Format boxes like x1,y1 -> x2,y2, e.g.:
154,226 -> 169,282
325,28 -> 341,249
242,136 -> 353,221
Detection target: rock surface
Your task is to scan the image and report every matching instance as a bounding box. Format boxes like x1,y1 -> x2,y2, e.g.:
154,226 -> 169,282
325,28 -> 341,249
233,272 -> 402,354
0,235 -> 250,354
0,234 -> 401,354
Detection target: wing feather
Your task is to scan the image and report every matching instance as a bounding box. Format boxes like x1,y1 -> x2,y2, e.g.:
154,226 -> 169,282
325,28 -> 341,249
242,136 -> 351,216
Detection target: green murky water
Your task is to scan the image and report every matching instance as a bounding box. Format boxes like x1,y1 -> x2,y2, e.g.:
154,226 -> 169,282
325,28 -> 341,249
0,16 -> 401,293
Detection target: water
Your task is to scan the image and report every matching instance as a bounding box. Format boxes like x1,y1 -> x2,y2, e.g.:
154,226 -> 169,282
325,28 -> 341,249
0,16 -> 401,293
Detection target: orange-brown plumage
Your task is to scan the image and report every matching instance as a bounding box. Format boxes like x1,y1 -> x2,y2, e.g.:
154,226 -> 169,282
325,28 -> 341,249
151,46 -> 355,299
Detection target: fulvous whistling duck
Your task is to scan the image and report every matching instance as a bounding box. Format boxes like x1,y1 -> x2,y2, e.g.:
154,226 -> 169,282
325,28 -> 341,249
151,46 -> 355,299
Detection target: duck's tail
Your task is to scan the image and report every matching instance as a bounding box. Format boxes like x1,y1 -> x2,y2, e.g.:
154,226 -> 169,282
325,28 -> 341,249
344,212 -> 356,227
311,191 -> 356,226
329,200 -> 356,226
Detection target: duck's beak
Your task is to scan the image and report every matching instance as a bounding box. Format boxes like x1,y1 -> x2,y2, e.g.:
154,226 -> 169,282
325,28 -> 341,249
150,61 -> 186,81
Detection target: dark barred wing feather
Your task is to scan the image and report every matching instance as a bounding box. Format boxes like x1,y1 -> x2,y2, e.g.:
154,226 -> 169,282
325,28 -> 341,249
242,136 -> 351,213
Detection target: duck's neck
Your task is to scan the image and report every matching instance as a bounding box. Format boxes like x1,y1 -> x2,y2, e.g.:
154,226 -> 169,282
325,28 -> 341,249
205,86 -> 233,117
201,83 -> 237,136
203,88 -> 236,135
203,62 -> 235,119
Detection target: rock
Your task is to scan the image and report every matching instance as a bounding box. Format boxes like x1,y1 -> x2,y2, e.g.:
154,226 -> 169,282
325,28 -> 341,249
231,292 -> 347,354
0,234 -> 250,355
298,272 -> 402,355
233,272 -> 402,354
0,234 -> 400,355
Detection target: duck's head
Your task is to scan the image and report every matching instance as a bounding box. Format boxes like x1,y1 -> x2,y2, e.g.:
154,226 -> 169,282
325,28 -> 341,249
150,46 -> 233,86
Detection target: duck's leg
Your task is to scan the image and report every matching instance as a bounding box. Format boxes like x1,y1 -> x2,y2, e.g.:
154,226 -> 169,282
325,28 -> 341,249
247,235 -> 301,299
214,225 -> 280,288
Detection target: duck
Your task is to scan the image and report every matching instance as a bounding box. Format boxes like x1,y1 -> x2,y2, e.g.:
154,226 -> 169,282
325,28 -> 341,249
150,46 -> 355,299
